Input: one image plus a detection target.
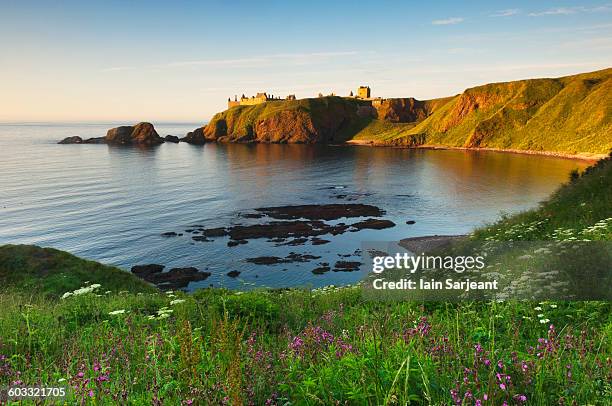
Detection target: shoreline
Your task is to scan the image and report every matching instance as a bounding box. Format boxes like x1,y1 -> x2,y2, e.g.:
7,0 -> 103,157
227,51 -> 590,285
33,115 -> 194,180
399,235 -> 467,254
344,139 -> 605,162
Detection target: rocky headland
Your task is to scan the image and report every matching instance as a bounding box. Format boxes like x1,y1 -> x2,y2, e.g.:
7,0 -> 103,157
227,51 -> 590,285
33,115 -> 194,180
57,68 -> 610,157
182,68 -> 611,156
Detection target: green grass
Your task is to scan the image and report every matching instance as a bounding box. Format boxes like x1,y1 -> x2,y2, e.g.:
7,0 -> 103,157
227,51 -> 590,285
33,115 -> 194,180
0,245 -> 156,297
394,68 -> 612,155
349,68 -> 612,155
209,68 -> 612,155
473,152 -> 612,241
1,156 -> 611,404
207,96 -> 372,142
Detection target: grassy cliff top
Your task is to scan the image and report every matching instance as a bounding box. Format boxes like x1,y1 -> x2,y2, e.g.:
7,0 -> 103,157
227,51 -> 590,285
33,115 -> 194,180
0,244 -> 156,297
353,68 -> 612,155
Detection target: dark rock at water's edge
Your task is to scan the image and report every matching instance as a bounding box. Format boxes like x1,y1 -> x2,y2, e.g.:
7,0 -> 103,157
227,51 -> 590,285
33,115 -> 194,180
227,239 -> 248,247
130,264 -> 211,290
311,237 -> 331,245
59,122 -> 164,145
164,135 -> 180,143
58,136 -> 83,144
349,218 -> 395,231
256,204 -> 385,221
161,231 -> 182,237
201,227 -> 229,237
333,261 -> 362,272
106,122 -> 164,145
58,135 -> 106,144
190,204 -> 393,244
227,270 -> 241,278
228,220 -> 349,241
181,127 -> 208,144
312,266 -> 331,274
84,137 -> 107,144
131,264 -> 165,278
246,252 -> 321,265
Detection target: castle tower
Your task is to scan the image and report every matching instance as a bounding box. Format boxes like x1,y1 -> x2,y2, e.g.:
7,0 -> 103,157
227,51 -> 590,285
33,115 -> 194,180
357,86 -> 371,99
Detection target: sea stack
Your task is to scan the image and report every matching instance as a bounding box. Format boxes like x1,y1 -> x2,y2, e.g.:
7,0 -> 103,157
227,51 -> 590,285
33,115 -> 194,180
105,122 -> 164,145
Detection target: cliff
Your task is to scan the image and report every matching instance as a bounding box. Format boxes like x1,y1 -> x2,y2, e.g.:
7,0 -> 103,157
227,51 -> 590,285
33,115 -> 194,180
360,68 -> 612,155
192,68 -> 611,155
186,97 -> 373,144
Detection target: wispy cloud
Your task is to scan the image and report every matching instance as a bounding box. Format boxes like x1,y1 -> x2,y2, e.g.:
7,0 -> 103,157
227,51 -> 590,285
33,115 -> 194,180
432,17 -> 464,25
529,4 -> 612,17
163,51 -> 358,68
490,9 -> 520,17
101,66 -> 134,72
101,51 -> 358,72
528,7 -> 578,16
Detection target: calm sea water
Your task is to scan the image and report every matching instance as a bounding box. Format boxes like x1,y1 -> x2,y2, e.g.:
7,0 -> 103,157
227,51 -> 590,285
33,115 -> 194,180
0,122 -> 589,289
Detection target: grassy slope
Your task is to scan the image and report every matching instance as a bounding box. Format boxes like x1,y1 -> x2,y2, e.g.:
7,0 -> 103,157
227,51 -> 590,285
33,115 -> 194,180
473,153 -> 612,241
207,96 -> 369,140
353,68 -> 612,155
0,244 -> 155,297
0,158 -> 611,404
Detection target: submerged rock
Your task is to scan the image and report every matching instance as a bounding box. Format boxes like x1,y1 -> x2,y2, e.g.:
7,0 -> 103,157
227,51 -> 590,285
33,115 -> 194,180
349,218 -> 395,231
312,266 -> 331,275
333,261 -> 361,272
246,252 -> 320,265
255,204 -> 384,221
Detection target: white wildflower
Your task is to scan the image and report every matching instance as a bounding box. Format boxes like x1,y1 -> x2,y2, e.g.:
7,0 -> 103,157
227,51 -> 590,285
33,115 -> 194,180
170,299 -> 186,305
109,309 -> 126,315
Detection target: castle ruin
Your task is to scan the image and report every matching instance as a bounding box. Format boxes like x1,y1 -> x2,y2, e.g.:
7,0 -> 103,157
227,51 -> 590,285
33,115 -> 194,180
227,92 -> 291,108
227,86 -> 383,109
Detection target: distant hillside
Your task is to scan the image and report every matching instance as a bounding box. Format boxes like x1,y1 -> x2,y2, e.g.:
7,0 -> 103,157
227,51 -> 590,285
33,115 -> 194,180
355,68 -> 612,156
190,68 -> 611,156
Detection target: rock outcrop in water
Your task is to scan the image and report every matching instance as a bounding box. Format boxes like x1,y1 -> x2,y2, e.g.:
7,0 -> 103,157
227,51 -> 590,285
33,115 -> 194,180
59,122 -> 164,145
58,136 -> 84,144
106,122 -> 164,145
130,264 -> 211,290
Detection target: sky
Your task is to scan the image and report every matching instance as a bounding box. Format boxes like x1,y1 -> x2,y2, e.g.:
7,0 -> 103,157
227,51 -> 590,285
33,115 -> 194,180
1,0 -> 611,122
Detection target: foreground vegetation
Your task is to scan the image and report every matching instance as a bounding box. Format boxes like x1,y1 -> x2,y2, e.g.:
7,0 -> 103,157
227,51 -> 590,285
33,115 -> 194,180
1,155 -> 611,404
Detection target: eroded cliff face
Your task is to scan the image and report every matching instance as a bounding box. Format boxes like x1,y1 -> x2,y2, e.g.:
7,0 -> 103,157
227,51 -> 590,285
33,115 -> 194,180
187,97 -> 372,144
180,67 -> 611,154
373,98 -> 432,123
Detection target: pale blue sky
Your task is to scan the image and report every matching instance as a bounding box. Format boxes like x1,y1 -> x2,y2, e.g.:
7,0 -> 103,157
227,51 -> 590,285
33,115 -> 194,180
1,1 -> 611,121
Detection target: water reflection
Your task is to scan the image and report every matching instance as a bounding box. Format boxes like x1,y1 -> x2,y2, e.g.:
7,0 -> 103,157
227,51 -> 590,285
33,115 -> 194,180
0,123 -> 590,289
